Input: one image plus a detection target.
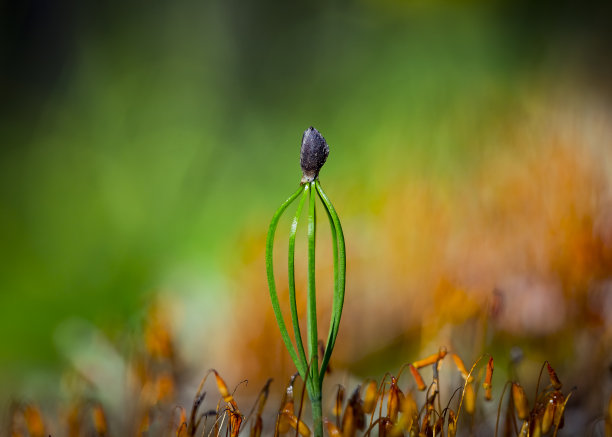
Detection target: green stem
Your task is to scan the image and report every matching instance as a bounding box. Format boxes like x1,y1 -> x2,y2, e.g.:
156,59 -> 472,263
310,395 -> 323,437
307,183 -> 319,375
315,180 -> 346,382
265,185 -> 308,378
288,188 -> 309,379
307,181 -> 323,437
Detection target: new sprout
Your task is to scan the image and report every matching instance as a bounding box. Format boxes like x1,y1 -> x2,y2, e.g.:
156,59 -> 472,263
265,126 -> 346,437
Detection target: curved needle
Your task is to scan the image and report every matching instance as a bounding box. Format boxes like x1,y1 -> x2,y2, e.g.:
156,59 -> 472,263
315,180 -> 346,382
265,184 -> 308,378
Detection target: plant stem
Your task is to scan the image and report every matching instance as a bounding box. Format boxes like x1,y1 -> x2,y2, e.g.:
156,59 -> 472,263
310,392 -> 323,437
307,181 -> 323,437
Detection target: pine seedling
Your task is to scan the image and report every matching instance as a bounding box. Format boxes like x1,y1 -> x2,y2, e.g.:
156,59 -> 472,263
266,126 -> 346,437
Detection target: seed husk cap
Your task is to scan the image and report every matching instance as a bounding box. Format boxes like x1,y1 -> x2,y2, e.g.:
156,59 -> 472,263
300,126 -> 329,184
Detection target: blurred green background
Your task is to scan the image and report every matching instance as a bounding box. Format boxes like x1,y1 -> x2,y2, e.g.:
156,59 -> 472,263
1,0 -> 611,409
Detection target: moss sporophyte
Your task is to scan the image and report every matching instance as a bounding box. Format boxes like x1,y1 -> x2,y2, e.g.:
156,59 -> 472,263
266,127 -> 346,437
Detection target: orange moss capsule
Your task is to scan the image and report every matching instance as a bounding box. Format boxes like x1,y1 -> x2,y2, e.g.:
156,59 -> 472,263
546,362 -> 562,390
409,364 -> 427,391
230,411 -> 243,437
390,393 -> 415,436
420,408 -> 432,436
447,410 -> 457,437
464,382 -> 475,415
345,387 -> 366,432
550,391 -> 566,429
387,377 -> 401,422
388,420 -> 405,437
282,412 -> 311,437
333,386 -> 345,418
212,370 -> 231,402
212,370 -> 239,410
284,396 -> 295,413
379,417 -> 392,437
176,422 -> 187,437
412,347 -> 448,370
279,389 -> 309,437
483,357 -> 494,401
451,353 -> 470,381
362,380 -> 379,414
531,418 -> 542,437
24,405 -> 45,437
401,391 -> 418,419
485,387 -> 492,401
176,407 -> 188,435
91,404 -> 108,436
512,383 -> 530,420
324,418 -> 343,437
278,398 -> 295,434
341,404 -> 356,437
541,400 -> 554,434
277,412 -> 291,434
251,379 -> 271,437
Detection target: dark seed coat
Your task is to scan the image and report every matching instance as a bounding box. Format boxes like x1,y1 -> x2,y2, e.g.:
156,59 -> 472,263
300,126 -> 329,183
